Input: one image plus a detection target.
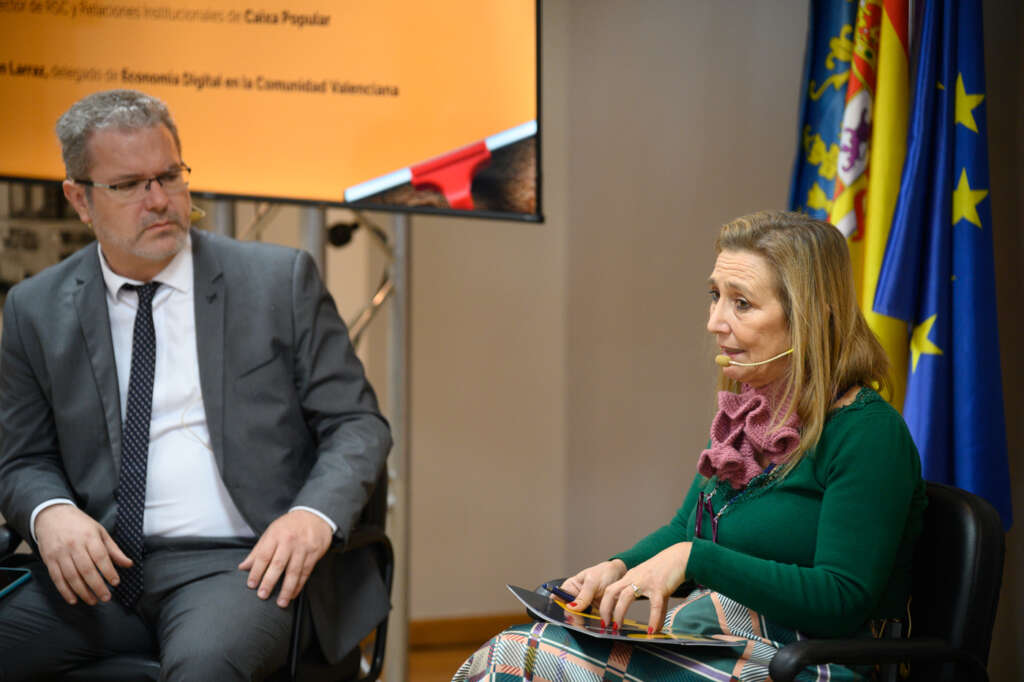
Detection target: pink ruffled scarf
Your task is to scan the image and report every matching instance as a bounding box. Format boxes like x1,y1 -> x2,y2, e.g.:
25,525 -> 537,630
697,384 -> 802,489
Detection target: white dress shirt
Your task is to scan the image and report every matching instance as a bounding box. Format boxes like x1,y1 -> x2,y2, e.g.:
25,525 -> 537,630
29,236 -> 335,540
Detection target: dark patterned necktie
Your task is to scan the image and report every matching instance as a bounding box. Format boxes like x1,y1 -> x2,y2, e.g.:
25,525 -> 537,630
113,281 -> 160,607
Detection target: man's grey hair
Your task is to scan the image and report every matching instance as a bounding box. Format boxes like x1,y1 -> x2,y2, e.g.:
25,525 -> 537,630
56,89 -> 182,180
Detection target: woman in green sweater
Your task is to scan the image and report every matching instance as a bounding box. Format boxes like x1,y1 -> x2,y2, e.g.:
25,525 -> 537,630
453,211 -> 927,681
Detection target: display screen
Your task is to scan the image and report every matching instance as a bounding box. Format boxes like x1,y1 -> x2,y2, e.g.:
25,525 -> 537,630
0,1 -> 540,221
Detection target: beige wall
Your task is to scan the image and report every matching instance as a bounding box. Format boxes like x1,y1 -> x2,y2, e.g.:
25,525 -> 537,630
563,1 -> 806,564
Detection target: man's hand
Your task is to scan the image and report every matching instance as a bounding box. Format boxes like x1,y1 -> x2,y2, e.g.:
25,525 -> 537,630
34,504 -> 133,606
238,509 -> 333,608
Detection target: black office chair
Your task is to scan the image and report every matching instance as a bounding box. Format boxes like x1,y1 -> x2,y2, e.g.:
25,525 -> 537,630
769,481 -> 1006,682
0,471 -> 393,682
533,482 -> 1004,682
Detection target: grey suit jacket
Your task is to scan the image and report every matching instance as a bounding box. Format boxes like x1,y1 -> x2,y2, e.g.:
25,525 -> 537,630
0,228 -> 391,662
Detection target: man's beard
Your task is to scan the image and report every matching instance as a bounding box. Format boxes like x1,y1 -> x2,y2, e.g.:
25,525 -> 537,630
96,211 -> 189,263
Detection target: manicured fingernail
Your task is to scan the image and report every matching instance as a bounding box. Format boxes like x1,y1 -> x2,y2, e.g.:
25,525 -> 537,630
248,580 -> 256,588
277,598 -> 287,607
599,619 -> 606,628
258,590 -> 268,599
647,627 -> 654,635
568,602 -> 577,608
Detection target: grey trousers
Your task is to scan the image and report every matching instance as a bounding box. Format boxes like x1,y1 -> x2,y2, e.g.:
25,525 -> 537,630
0,541 -> 304,681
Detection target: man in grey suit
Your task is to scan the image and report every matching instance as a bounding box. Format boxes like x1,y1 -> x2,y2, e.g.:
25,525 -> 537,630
0,90 -> 391,680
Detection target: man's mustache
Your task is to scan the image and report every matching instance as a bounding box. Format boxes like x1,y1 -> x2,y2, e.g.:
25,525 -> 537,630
141,211 -> 186,230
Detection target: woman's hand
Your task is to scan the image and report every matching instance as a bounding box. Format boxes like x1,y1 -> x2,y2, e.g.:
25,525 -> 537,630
559,559 -> 628,617
599,542 -> 692,634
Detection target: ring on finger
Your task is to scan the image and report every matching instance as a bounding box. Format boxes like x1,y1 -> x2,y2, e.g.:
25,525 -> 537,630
630,583 -> 642,599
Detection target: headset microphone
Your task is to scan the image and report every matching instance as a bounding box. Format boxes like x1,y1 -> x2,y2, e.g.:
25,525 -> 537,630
715,348 -> 794,367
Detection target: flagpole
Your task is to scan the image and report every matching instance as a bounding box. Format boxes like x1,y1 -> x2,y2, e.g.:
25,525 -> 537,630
384,212 -> 411,682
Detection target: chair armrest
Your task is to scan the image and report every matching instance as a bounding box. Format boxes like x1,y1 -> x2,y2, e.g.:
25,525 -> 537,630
286,523 -> 394,681
337,524 -> 393,588
340,525 -> 389,554
0,523 -> 24,559
336,524 -> 393,682
769,637 -> 989,682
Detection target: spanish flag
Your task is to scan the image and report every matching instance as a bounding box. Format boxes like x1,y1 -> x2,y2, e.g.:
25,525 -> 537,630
790,0 -> 911,409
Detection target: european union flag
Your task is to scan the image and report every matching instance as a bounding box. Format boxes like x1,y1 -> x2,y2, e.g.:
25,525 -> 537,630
874,0 -> 1012,528
788,0 -> 857,219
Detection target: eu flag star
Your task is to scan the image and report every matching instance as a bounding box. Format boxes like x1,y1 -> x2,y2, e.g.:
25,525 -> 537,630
954,73 -> 985,133
951,168 -> 988,228
910,314 -> 943,372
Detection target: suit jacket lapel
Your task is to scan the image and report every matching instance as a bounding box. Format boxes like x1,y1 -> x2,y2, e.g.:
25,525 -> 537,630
71,249 -> 123,474
192,230 -> 227,470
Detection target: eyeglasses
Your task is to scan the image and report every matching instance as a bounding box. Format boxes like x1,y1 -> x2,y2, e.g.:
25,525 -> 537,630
73,165 -> 191,203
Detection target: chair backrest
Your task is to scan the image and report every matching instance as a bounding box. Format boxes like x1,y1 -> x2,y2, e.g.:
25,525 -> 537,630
908,481 -> 1005,680
355,467 -> 392,681
358,468 -> 390,530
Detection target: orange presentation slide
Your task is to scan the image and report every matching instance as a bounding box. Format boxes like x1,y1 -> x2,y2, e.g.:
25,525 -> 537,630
0,0 -> 538,217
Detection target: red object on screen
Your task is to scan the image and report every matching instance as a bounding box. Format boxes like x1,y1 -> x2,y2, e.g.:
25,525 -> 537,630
411,141 -> 492,210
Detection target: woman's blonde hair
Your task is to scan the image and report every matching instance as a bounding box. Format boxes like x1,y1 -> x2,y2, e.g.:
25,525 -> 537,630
715,210 -> 890,469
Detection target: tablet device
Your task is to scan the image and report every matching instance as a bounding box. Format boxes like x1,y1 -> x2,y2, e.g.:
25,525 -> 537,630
0,567 -> 31,599
508,585 -> 738,647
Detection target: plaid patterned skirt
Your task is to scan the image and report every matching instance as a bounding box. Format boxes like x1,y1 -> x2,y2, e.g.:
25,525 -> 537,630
452,588 -> 866,682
